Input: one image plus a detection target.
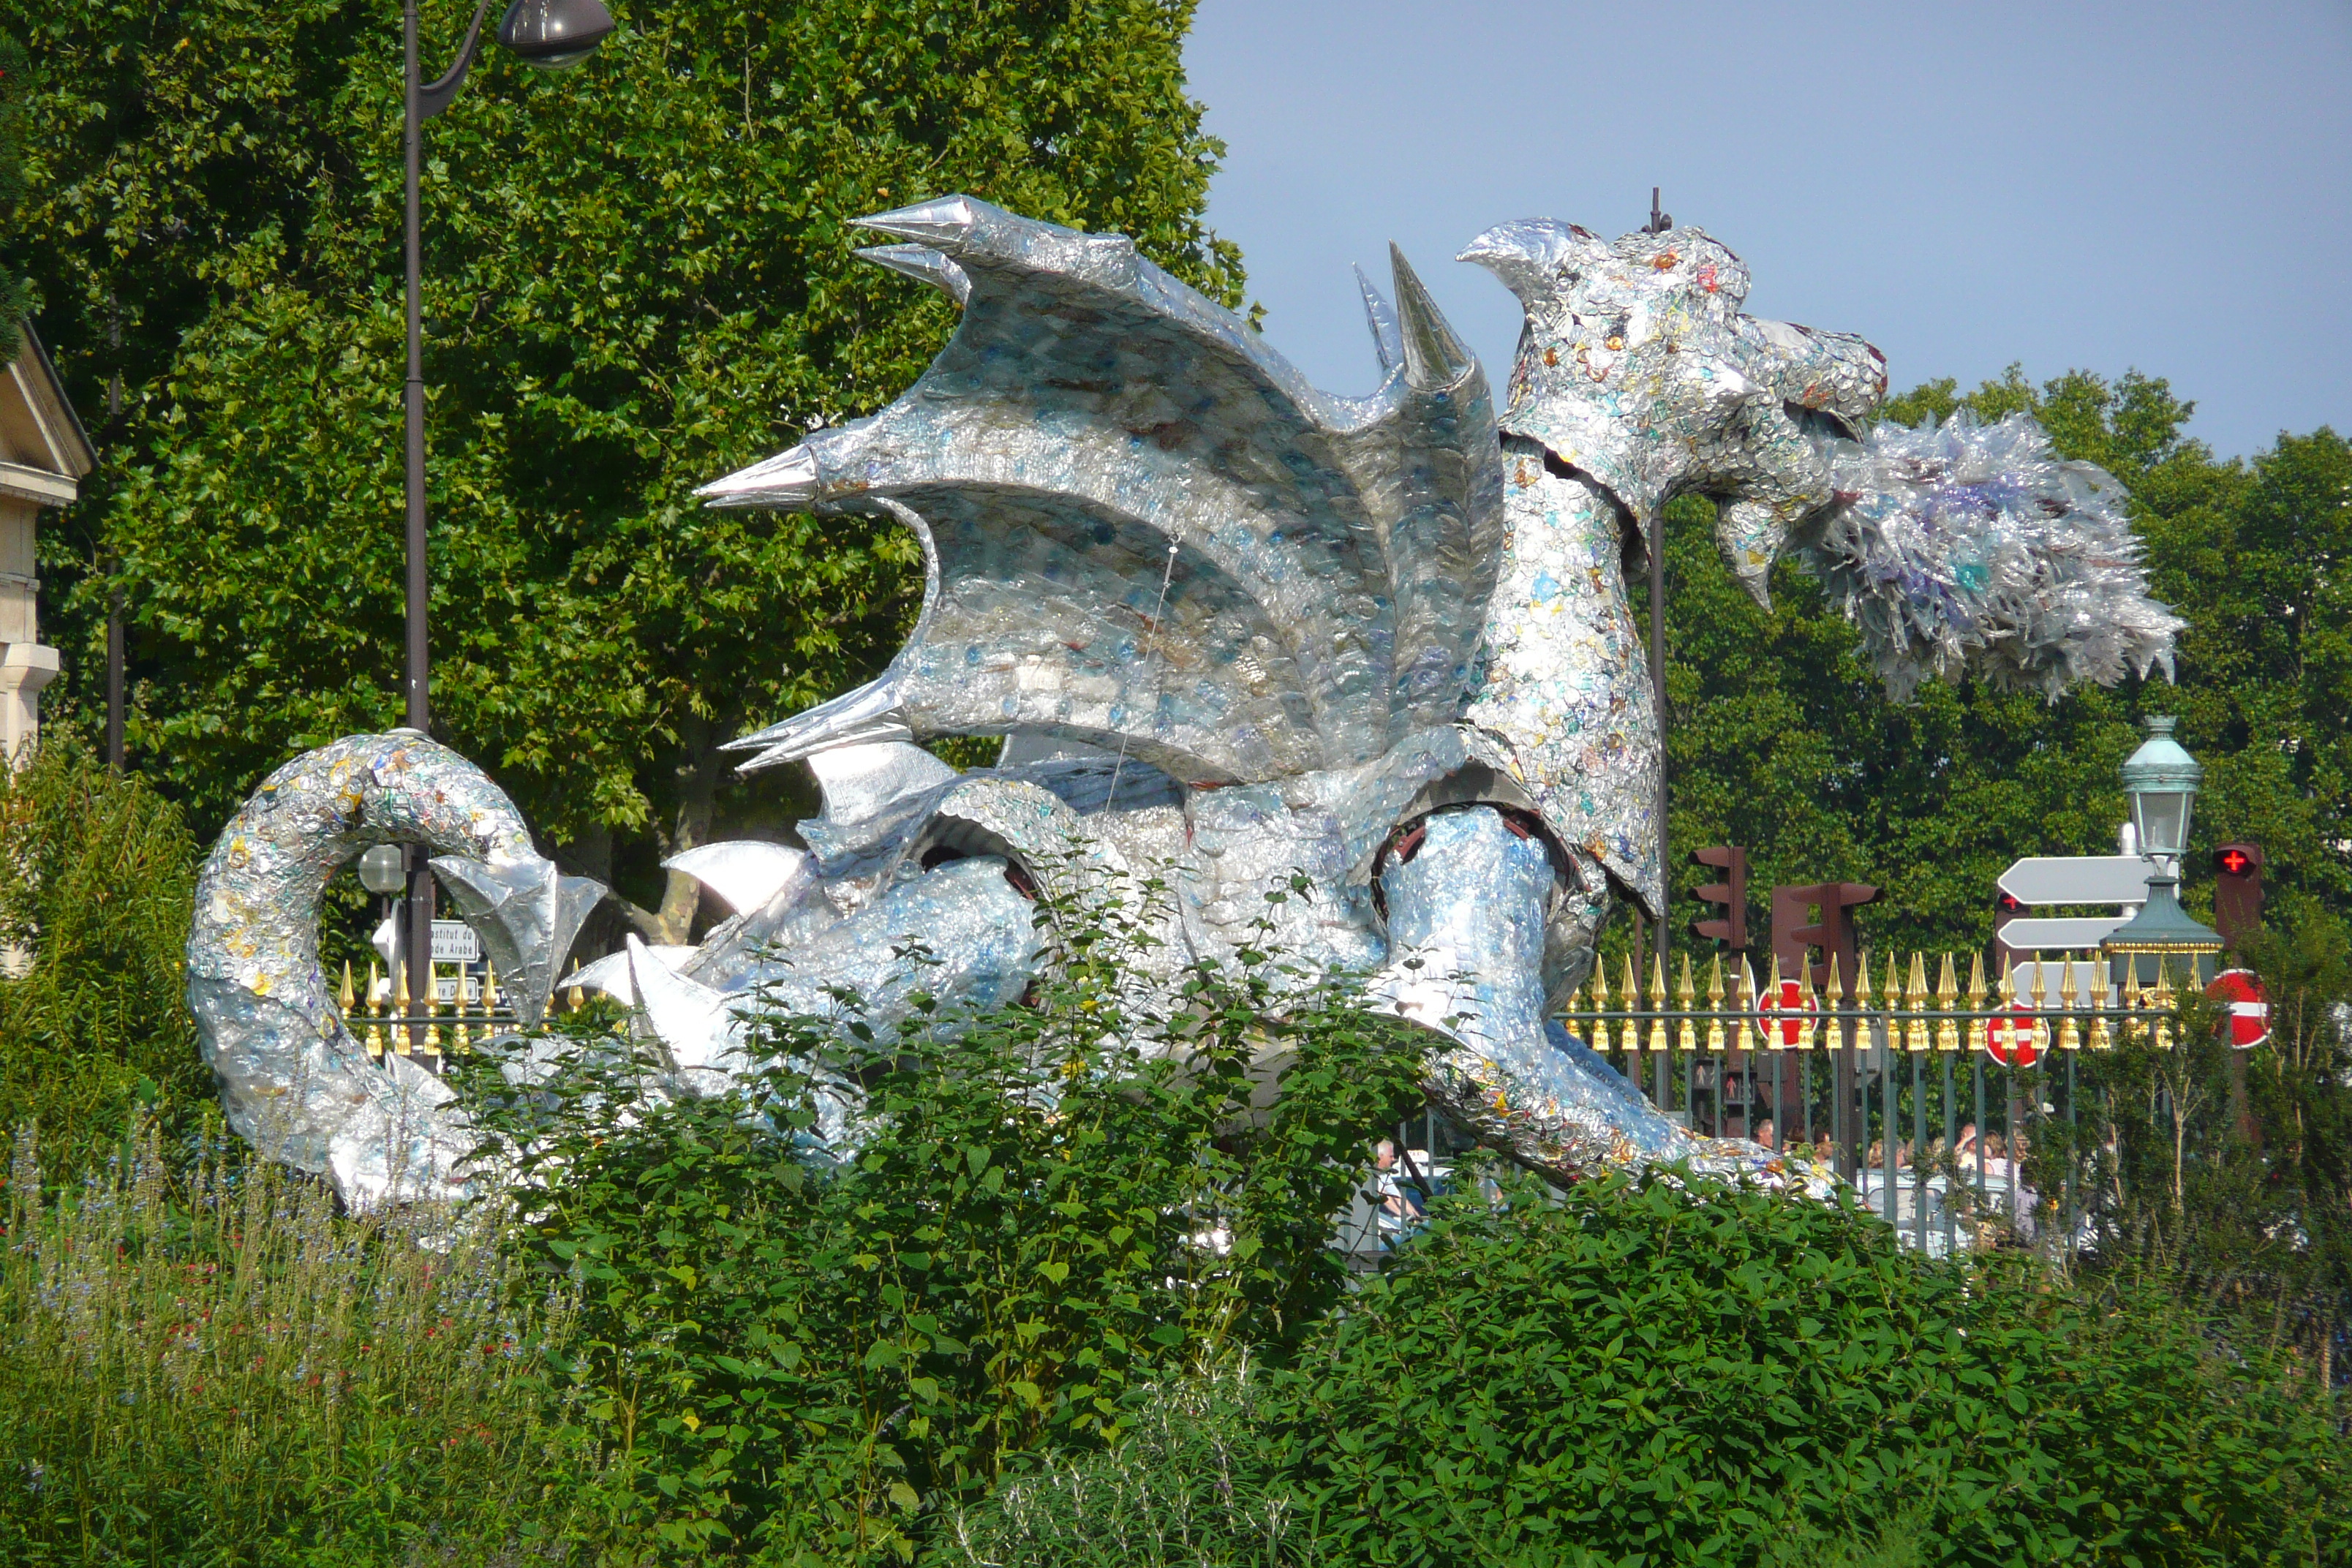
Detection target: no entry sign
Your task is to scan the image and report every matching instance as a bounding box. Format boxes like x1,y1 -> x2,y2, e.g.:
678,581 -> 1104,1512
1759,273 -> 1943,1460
2205,968 -> 2269,1049
1755,977 -> 1817,1047
1985,1013 -> 2043,1068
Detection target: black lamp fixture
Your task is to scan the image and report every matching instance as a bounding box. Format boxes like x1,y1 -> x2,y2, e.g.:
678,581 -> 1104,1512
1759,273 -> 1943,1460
498,0 -> 617,70
397,0 -> 613,1025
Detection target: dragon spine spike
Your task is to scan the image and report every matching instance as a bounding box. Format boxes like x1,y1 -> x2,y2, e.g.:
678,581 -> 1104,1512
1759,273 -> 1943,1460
694,442 -> 820,508
855,242 -> 972,306
1388,242 -> 1473,391
852,194 -> 984,251
1353,263 -> 1403,374
723,675 -> 911,765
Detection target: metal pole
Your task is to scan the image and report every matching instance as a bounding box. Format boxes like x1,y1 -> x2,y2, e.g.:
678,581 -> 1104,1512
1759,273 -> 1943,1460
2067,1055 -> 2078,1259
105,587 -> 124,771
403,0 -> 435,1036
1942,1054 -> 1956,1257
1974,1056 -> 1987,1206
1912,1052 -> 1927,1253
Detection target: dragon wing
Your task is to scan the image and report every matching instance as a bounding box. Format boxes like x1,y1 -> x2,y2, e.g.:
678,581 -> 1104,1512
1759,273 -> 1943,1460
701,196 -> 1504,787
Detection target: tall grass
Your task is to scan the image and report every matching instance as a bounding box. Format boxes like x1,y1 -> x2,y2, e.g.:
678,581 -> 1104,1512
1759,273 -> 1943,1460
0,1119 -> 611,1565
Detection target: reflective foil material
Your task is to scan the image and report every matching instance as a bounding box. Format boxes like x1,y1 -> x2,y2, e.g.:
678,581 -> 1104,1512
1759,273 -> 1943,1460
197,198 -> 2176,1204
186,732 -> 606,1210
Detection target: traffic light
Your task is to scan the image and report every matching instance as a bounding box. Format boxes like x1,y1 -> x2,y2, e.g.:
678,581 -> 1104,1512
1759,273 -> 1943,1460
2214,842 -> 2264,951
1690,845 -> 1747,951
1771,881 -> 1880,995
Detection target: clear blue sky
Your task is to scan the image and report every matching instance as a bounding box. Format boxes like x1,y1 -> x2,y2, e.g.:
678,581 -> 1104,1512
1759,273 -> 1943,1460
1184,0 -> 2350,459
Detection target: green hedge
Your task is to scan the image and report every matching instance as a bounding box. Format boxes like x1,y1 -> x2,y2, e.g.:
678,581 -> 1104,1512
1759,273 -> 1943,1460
1259,1169 -> 2345,1567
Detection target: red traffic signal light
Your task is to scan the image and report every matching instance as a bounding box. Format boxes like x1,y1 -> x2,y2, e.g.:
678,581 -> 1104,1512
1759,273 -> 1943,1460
1690,845 -> 1747,950
2214,842 -> 2264,950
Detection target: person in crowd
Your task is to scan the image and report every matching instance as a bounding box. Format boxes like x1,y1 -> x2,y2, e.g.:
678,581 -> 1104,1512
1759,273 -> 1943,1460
1753,1117 -> 1777,1150
1369,1139 -> 1420,1247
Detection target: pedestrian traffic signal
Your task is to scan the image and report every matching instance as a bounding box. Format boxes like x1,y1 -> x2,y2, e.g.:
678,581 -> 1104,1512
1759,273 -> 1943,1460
2214,842 -> 2264,951
1690,845 -> 1747,951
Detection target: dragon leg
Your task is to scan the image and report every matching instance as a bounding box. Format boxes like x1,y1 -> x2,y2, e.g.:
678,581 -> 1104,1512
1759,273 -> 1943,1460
1374,805 -> 1786,1186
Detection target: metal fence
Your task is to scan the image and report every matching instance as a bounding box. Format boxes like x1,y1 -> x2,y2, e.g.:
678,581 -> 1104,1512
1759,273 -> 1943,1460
335,945 -> 2197,1262
1563,947 -> 2198,1256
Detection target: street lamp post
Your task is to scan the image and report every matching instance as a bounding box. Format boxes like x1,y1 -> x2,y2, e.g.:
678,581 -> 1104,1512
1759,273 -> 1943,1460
398,0 -> 612,1016
2103,715 -> 2223,989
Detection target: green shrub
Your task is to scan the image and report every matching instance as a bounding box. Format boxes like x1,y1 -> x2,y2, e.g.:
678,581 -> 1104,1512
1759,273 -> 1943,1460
477,877 -> 1428,1563
0,1120 -> 617,1564
1264,1168 -> 2348,1567
0,738 -> 207,1175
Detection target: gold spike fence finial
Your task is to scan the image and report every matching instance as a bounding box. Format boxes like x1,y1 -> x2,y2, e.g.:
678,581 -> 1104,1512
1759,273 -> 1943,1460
1936,953 -> 1961,1051
1676,952 -> 1700,1053
1648,950 -> 1673,1054
2057,950 -> 2083,1052
2121,959 -> 2146,1044
1904,951 -> 1930,1052
2152,957 -> 2176,1049
1733,953 -> 1757,1052
393,962 -> 413,1057
364,960 -> 385,1060
1621,951 -> 1643,1055
1704,954 -> 1727,1054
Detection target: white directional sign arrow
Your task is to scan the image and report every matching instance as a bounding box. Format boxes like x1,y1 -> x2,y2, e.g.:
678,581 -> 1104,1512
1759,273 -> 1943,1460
1997,916 -> 2130,952
1997,856 -> 2154,906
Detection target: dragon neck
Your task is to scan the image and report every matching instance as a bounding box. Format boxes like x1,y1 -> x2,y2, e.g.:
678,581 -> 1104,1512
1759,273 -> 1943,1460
1463,440 -> 1661,912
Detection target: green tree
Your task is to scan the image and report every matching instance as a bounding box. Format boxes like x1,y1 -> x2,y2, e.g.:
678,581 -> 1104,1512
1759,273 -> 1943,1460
1,0 -> 1242,935
0,28 -> 29,358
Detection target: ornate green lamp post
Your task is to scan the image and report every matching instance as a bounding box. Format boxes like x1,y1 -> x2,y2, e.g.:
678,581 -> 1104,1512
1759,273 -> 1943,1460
2103,716 -> 2223,987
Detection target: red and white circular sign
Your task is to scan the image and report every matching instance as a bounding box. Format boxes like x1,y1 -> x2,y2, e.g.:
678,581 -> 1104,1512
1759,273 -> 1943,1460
2205,968 -> 2269,1049
1755,977 -> 1817,1047
1984,1013 -> 2043,1068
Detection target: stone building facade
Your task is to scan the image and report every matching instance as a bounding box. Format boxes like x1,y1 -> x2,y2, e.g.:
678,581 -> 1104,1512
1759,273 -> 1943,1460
0,325 -> 94,764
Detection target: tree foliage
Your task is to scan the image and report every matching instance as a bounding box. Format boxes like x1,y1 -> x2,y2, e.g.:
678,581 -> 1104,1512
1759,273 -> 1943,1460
1,0 -> 1242,934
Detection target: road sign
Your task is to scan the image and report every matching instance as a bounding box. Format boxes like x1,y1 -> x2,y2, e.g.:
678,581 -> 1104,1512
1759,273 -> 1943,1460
2205,968 -> 2269,1049
2006,958 -> 2111,1006
431,921 -> 481,964
1984,1012 -> 2043,1068
1996,916 -> 2129,952
1755,976 -> 1817,1047
1996,856 -> 2153,906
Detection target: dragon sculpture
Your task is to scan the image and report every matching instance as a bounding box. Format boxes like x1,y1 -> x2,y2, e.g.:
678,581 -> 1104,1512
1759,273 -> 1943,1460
188,198 -> 2180,1210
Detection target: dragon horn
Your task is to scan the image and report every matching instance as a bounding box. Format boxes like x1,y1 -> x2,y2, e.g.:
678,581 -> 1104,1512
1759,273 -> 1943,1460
1354,263 -> 1403,376
1389,244 -> 1473,391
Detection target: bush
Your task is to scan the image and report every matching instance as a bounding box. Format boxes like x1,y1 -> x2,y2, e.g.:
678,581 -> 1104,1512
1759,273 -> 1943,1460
0,1120 -> 613,1564
0,738 -> 207,1175
475,877 -> 1429,1563
1262,1168 -> 2348,1567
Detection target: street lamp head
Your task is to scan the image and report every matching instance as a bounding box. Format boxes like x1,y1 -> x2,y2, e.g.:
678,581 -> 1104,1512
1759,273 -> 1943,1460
358,843 -> 409,897
498,0 -> 614,69
2120,715 -> 2202,868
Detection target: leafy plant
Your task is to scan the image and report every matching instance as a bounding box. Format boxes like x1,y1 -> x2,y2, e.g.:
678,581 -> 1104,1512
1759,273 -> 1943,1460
1262,1165 -> 2347,1567
0,734 -> 206,1175
475,871 -> 1428,1563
